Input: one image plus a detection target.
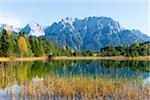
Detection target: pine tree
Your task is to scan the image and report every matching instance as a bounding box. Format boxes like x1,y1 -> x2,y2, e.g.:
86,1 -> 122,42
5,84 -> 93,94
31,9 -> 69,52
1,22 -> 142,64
0,29 -> 14,57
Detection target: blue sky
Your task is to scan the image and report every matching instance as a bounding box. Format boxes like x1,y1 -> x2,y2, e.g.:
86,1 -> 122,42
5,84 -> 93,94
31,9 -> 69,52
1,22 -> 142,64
0,0 -> 149,36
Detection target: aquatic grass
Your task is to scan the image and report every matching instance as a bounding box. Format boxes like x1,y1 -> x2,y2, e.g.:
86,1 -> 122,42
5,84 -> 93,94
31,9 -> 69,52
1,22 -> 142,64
0,60 -> 149,99
0,71 -> 149,99
22,76 -> 149,99
0,76 -> 149,99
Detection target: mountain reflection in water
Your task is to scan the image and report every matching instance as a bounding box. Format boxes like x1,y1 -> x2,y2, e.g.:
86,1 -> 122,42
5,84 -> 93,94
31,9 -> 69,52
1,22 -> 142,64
0,60 -> 149,99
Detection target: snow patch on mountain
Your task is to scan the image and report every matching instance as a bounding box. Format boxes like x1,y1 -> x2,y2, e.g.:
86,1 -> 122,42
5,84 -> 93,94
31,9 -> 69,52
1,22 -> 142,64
0,16 -> 149,51
44,16 -> 150,51
22,22 -> 45,37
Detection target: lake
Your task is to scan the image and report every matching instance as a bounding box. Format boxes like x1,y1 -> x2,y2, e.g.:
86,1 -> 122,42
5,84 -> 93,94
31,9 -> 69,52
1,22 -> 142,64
0,60 -> 149,99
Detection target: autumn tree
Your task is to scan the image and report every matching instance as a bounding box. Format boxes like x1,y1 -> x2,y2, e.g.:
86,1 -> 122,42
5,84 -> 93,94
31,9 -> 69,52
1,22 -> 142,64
18,33 -> 32,56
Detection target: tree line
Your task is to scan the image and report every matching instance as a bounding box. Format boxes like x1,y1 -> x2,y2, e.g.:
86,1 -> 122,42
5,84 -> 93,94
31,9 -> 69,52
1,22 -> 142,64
99,41 -> 150,57
69,41 -> 150,57
0,29 -> 74,57
0,29 -> 149,57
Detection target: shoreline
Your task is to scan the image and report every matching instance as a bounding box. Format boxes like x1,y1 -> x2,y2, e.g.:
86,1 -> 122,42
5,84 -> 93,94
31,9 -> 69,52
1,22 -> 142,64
0,56 -> 149,62
52,56 -> 150,60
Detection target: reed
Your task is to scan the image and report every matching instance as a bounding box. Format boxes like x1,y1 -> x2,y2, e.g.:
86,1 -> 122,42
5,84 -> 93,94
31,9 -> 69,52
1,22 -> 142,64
0,76 -> 149,99
19,77 -> 150,99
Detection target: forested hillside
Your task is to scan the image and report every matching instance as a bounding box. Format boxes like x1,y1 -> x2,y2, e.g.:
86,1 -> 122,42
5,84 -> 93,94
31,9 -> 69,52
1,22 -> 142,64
0,29 -> 73,57
0,29 -> 149,57
99,41 -> 150,57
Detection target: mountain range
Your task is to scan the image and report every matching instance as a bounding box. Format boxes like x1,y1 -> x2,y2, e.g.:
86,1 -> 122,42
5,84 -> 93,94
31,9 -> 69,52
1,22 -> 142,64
0,16 -> 149,51
0,24 -> 21,33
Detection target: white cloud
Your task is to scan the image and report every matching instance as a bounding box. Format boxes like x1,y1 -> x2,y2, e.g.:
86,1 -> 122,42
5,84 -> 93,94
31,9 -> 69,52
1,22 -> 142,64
0,11 -> 23,27
0,17 -> 22,28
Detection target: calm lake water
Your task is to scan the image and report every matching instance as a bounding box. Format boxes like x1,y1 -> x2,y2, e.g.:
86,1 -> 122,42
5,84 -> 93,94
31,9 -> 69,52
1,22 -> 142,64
0,60 -> 149,99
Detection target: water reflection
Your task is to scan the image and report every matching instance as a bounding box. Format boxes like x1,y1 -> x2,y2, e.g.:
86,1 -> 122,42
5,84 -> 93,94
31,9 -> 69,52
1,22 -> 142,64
0,60 -> 149,88
27,60 -> 150,79
0,60 -> 149,99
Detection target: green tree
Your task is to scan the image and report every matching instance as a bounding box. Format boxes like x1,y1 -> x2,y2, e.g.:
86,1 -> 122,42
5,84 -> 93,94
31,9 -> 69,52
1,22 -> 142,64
133,41 -> 139,47
0,29 -> 14,57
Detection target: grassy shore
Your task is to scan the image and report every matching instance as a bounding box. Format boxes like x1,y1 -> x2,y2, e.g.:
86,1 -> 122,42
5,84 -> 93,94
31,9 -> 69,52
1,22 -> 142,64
0,57 -> 10,62
53,56 -> 150,60
0,56 -> 149,62
0,56 -> 48,62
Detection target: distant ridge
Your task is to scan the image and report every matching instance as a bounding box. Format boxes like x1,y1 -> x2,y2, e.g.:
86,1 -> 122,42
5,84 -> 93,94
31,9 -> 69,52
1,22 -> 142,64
0,16 -> 149,51
44,16 -> 150,51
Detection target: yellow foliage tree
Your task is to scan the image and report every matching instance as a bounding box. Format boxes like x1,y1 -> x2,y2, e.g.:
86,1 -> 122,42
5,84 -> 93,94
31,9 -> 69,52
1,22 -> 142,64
18,36 -> 28,53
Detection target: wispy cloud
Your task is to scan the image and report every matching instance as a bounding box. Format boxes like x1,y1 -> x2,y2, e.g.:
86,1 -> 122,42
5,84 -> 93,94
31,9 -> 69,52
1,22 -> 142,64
0,11 -> 23,27
0,17 -> 22,27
